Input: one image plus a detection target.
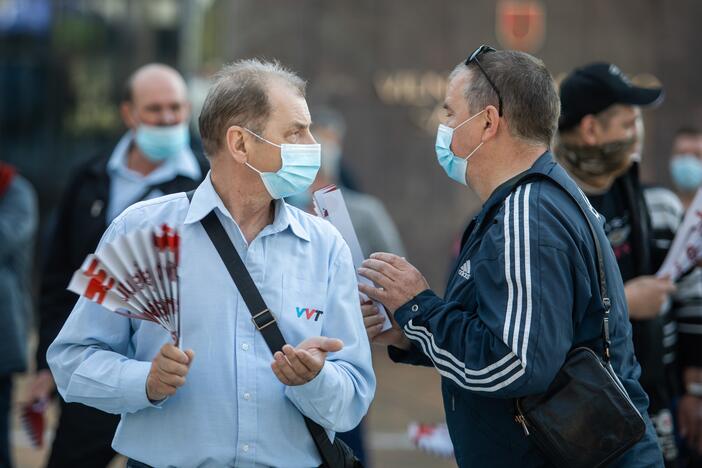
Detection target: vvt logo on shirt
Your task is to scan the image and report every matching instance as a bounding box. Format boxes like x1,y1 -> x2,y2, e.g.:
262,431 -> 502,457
458,260 -> 471,281
296,307 -> 324,321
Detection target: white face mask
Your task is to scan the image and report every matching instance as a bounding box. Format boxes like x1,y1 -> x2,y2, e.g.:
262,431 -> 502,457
243,128 -> 321,199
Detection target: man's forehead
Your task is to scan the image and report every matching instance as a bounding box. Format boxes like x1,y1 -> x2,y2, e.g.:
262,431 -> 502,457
610,104 -> 638,119
445,71 -> 470,110
132,74 -> 187,104
674,134 -> 702,151
447,71 -> 468,96
268,82 -> 311,125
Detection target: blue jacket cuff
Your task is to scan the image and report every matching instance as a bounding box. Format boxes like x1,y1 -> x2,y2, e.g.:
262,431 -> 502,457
394,289 -> 440,328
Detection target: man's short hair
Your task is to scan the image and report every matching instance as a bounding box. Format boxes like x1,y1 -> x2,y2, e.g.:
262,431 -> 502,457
450,50 -> 560,147
198,59 -> 306,157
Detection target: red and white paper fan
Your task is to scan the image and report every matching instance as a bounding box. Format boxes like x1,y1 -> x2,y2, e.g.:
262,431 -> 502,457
67,224 -> 182,346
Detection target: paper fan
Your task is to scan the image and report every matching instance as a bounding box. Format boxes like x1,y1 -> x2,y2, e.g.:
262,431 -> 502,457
67,224 -> 182,346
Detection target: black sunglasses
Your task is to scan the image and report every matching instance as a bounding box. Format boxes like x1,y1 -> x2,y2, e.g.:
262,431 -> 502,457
464,45 -> 503,116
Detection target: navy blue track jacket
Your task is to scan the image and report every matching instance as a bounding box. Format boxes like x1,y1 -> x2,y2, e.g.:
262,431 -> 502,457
390,152 -> 663,467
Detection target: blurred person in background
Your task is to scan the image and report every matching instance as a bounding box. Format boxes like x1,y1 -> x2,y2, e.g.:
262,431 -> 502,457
287,106 -> 406,259
670,128 -> 702,210
359,46 -> 662,467
27,63 -> 205,468
669,126 -> 702,466
555,62 -> 680,466
0,162 -> 38,468
293,107 -> 405,466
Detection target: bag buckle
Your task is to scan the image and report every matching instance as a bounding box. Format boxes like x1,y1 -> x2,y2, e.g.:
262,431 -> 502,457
251,308 -> 276,330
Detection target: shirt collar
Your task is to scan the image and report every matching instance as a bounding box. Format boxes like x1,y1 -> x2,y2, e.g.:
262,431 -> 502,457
183,172 -> 310,242
107,131 -> 201,181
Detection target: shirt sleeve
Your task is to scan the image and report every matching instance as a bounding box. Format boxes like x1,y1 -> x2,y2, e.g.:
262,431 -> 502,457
394,184 -> 580,398
285,239 -> 376,432
47,217 -> 161,415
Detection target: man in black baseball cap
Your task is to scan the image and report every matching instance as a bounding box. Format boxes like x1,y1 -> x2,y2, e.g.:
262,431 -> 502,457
556,62 -> 680,467
559,62 -> 663,131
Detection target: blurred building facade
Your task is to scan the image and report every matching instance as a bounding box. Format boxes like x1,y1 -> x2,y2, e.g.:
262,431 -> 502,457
1,0 -> 700,291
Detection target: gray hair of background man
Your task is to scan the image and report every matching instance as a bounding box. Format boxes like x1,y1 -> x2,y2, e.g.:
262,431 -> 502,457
198,58 -> 307,157
449,50 -> 560,147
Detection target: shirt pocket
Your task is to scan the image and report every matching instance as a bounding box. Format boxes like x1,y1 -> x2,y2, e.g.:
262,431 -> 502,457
278,275 -> 327,345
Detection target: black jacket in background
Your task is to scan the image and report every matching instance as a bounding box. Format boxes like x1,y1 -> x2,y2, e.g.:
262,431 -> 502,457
36,153 -> 206,370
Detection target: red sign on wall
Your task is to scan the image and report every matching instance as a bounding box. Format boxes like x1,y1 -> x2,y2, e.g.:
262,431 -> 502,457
496,0 -> 546,53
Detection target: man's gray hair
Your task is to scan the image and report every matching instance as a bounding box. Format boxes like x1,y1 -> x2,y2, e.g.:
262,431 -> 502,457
449,50 -> 560,146
198,58 -> 306,157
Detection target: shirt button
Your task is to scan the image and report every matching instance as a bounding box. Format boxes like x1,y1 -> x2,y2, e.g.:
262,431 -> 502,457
241,343 -> 249,351
242,444 -> 249,452
243,392 -> 251,400
411,304 -> 419,312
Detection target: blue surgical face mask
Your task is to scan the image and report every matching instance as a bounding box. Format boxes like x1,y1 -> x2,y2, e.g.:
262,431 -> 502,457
671,154 -> 702,192
244,129 -> 321,199
135,123 -> 190,162
435,109 -> 486,185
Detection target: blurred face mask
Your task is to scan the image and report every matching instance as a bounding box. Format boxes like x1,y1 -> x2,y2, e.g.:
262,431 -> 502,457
435,109 -> 486,185
557,136 -> 636,182
670,154 -> 702,192
244,128 -> 321,199
135,123 -> 190,162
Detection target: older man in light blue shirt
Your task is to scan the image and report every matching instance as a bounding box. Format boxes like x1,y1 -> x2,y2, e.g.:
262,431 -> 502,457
48,59 -> 375,467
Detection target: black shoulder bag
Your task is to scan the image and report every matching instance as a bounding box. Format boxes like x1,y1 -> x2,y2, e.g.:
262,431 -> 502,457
513,179 -> 646,468
188,192 -> 362,468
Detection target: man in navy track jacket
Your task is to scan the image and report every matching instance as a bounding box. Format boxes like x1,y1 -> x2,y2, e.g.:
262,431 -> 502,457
358,47 -> 663,467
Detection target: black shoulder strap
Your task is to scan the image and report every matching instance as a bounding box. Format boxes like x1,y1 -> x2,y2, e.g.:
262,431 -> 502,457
200,209 -> 287,351
188,190 -> 344,467
515,174 -> 613,362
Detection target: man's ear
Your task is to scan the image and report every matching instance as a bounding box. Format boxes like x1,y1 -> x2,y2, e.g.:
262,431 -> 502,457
578,115 -> 599,146
225,126 -> 251,165
120,102 -> 137,129
481,105 -> 500,142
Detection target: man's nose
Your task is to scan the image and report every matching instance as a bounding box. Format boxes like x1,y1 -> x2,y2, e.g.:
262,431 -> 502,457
302,131 -> 317,145
159,110 -> 178,126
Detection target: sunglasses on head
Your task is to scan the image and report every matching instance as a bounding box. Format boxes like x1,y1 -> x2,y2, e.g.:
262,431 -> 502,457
464,45 -> 503,116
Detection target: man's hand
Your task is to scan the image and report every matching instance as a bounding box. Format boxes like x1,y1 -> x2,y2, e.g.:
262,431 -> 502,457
146,344 -> 195,402
271,337 -> 343,386
679,394 -> 702,453
357,253 -> 429,313
624,276 -> 676,320
361,298 -> 411,349
26,369 -> 55,403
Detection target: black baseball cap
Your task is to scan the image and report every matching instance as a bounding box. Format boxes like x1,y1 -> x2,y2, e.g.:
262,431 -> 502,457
558,62 -> 663,131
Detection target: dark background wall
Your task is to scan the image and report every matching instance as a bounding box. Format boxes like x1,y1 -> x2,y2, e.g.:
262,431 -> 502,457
207,0 -> 702,290
2,0 -> 700,291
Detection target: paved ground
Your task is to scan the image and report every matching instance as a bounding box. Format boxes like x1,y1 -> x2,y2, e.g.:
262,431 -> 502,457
9,344 -> 456,468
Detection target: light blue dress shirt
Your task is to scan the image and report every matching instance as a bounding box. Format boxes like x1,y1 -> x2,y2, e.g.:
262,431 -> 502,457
47,172 -> 376,468
105,132 -> 202,223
